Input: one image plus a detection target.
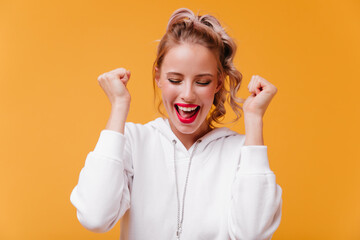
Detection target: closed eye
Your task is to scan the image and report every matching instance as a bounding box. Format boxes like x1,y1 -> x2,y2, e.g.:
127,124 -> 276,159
168,78 -> 182,84
196,81 -> 211,86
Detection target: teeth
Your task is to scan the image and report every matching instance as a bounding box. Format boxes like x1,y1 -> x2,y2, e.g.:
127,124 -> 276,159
178,106 -> 197,112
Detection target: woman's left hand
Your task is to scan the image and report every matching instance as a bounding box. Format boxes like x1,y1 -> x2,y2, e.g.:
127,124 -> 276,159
243,75 -> 278,118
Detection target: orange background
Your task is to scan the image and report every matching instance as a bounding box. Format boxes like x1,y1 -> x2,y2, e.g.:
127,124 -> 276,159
1,0 -> 359,239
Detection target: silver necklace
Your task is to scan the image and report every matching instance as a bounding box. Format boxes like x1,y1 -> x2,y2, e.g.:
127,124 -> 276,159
172,139 -> 201,240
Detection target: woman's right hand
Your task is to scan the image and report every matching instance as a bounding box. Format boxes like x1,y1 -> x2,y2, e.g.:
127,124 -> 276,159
97,68 -> 131,106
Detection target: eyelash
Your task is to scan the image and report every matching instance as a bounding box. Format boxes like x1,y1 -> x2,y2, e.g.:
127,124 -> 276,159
168,79 -> 181,84
167,79 -> 211,86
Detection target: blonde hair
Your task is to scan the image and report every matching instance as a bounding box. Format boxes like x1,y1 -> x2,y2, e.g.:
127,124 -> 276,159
153,8 -> 243,127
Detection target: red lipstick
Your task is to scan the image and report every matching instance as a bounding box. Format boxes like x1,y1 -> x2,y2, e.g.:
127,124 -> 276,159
174,103 -> 200,124
176,103 -> 198,108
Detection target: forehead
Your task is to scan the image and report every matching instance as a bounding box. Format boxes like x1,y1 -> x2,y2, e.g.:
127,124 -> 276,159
161,43 -> 218,75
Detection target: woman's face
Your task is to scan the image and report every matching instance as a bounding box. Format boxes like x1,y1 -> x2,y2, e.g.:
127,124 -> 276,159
156,43 -> 222,136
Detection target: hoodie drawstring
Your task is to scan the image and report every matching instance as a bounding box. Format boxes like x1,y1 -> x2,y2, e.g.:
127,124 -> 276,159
172,139 -> 201,240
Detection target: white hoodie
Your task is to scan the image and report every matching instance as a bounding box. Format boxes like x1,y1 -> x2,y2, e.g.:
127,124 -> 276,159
70,117 -> 283,240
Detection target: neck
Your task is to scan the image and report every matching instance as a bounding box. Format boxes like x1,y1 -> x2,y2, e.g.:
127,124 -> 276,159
168,119 -> 212,150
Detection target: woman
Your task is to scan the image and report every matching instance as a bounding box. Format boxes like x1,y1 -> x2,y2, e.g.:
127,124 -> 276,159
70,8 -> 282,240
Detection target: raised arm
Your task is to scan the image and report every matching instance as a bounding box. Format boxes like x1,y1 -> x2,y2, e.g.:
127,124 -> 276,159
243,75 -> 277,146
99,68 -> 132,134
70,68 -> 133,232
228,75 -> 282,239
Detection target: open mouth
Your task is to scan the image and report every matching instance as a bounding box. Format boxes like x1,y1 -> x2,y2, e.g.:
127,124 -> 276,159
174,103 -> 200,124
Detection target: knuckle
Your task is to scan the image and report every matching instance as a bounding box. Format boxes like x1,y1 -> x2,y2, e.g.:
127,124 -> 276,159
104,73 -> 113,80
113,68 -> 126,74
97,74 -> 104,81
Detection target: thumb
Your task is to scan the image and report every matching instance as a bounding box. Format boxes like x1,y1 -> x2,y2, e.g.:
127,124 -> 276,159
126,70 -> 131,79
122,70 -> 131,86
244,93 -> 255,103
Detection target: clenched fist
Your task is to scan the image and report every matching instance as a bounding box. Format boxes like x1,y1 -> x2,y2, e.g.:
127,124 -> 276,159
97,68 -> 131,106
243,75 -> 277,118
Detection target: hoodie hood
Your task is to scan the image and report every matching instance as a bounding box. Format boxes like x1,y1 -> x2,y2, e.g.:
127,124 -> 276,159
148,117 -> 238,153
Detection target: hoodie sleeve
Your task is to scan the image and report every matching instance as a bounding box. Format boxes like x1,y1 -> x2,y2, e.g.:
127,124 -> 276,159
70,129 -> 133,233
228,145 -> 282,240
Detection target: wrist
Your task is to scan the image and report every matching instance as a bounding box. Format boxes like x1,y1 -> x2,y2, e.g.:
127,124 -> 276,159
244,112 -> 263,121
112,97 -> 131,108
106,101 -> 130,134
244,114 -> 264,146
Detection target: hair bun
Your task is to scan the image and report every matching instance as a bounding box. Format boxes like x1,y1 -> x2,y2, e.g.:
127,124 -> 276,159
166,8 -> 196,32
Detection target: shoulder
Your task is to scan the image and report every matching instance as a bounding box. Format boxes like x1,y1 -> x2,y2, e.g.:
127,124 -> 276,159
224,132 -> 246,152
124,117 -> 165,141
225,129 -> 246,144
125,117 -> 164,131
212,127 -> 245,142
200,127 -> 246,151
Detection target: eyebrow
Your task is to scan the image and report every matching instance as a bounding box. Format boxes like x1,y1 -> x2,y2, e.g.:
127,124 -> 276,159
166,72 -> 214,77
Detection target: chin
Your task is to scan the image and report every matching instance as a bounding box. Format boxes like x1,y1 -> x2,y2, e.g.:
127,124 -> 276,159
173,123 -> 201,135
169,113 -> 208,135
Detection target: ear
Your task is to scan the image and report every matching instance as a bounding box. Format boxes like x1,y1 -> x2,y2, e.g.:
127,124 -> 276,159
215,75 -> 224,93
155,67 -> 161,88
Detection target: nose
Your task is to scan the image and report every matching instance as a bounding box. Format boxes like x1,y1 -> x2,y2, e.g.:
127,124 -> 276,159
181,81 -> 196,103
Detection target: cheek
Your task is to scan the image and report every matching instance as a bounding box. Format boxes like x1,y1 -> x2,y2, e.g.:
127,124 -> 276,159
199,88 -> 217,106
161,83 -> 176,104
